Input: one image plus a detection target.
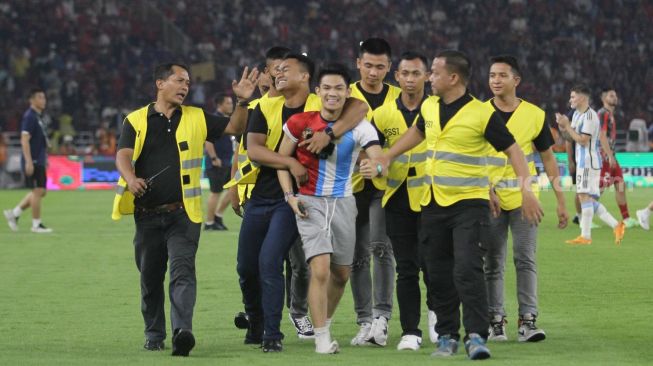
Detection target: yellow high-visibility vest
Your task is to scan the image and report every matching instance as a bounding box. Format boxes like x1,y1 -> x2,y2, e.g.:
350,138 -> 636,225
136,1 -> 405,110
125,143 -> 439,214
350,82 -> 401,192
485,99 -> 543,210
421,95 -> 498,207
112,104 -> 207,223
225,93 -> 321,187
222,96 -> 265,204
373,97 -> 429,212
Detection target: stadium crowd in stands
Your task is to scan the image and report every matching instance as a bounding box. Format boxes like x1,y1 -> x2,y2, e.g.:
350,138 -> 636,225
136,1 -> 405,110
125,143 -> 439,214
1,0 -> 652,150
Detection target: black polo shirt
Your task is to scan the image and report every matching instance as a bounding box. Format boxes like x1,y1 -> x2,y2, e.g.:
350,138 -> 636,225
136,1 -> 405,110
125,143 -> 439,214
118,104 -> 229,208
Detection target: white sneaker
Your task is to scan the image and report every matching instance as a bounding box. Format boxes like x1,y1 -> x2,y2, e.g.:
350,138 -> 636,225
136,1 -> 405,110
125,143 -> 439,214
367,316 -> 388,346
350,322 -> 372,346
427,310 -> 439,343
4,209 -> 18,231
637,209 -> 650,230
397,334 -> 422,351
31,223 -> 53,233
316,340 -> 339,354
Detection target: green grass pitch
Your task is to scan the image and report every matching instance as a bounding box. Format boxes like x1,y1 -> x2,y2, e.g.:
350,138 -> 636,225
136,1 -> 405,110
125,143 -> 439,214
0,188 -> 651,365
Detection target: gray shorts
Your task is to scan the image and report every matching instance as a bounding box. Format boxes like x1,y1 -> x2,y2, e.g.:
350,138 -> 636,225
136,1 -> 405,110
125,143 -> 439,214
296,194 -> 357,266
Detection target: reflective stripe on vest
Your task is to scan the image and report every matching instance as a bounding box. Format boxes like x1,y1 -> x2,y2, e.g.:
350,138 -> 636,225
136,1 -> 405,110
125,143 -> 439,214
424,175 -> 489,187
181,158 -> 203,169
494,176 -> 538,189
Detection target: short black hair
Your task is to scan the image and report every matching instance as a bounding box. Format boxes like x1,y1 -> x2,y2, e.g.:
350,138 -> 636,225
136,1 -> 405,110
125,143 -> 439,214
214,93 -> 231,105
28,88 -> 45,99
317,63 -> 351,86
265,46 -> 291,61
490,54 -> 521,78
399,51 -> 428,70
601,86 -> 616,96
571,83 -> 592,96
283,52 -> 315,82
153,63 -> 190,82
359,37 -> 392,59
435,50 -> 471,84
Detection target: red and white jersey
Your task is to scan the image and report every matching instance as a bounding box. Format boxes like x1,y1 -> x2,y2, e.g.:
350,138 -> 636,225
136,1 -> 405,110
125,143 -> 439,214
284,111 -> 379,198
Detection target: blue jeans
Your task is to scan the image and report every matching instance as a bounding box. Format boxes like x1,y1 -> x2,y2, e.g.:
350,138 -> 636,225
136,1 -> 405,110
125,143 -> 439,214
236,195 -> 298,341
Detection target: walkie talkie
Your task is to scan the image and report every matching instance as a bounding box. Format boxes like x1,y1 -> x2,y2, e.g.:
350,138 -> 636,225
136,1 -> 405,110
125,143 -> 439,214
143,165 -> 171,193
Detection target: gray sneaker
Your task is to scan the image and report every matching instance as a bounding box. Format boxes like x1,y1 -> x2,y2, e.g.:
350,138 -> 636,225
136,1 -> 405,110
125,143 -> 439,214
431,335 -> 458,357
4,209 -> 18,231
488,315 -> 507,341
518,314 -> 546,342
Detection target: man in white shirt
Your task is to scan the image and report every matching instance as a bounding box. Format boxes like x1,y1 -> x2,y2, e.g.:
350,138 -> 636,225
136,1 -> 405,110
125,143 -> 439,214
555,84 -> 625,245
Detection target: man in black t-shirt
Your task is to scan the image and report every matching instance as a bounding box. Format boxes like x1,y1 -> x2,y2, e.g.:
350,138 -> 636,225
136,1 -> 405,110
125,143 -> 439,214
4,88 -> 52,233
204,93 -> 235,231
115,63 -> 258,357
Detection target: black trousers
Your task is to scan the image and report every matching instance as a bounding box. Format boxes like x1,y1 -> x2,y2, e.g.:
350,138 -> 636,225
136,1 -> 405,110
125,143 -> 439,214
385,205 -> 433,337
133,208 -> 200,342
421,198 -> 489,341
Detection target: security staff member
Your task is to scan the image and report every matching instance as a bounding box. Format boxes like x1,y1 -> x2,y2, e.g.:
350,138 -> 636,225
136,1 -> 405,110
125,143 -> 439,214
363,50 -> 542,360
348,37 -> 401,347
483,55 -> 568,343
113,63 -> 258,357
371,51 -> 433,350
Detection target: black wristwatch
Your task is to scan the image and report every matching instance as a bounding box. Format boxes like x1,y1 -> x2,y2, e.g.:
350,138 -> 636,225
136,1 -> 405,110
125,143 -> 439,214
237,99 -> 249,107
324,126 -> 336,141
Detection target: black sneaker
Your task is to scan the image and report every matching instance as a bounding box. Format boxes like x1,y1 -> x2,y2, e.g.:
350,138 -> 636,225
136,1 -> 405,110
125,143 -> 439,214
262,339 -> 283,352
204,223 -> 218,231
244,320 -> 263,345
143,340 -> 164,351
171,329 -> 195,356
572,215 -> 579,225
214,216 -> 228,230
235,311 -> 250,329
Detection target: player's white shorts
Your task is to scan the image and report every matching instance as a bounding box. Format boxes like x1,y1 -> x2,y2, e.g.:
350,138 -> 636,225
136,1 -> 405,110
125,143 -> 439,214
576,167 -> 600,197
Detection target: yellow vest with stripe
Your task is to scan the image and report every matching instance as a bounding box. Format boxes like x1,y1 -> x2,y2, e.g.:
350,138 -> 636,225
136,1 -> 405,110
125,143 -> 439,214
486,99 -> 543,210
373,98 -> 429,212
350,82 -> 402,192
223,96 -> 266,204
421,95 -> 497,207
112,105 -> 207,223
226,93 -> 321,186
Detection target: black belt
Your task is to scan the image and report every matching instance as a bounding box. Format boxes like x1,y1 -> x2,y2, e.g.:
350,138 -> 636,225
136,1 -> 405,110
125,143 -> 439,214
135,202 -> 184,214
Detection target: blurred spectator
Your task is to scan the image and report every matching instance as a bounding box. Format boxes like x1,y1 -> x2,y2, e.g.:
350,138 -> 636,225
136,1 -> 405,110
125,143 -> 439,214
0,0 -> 651,149
58,134 -> 77,155
93,125 -> 116,156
